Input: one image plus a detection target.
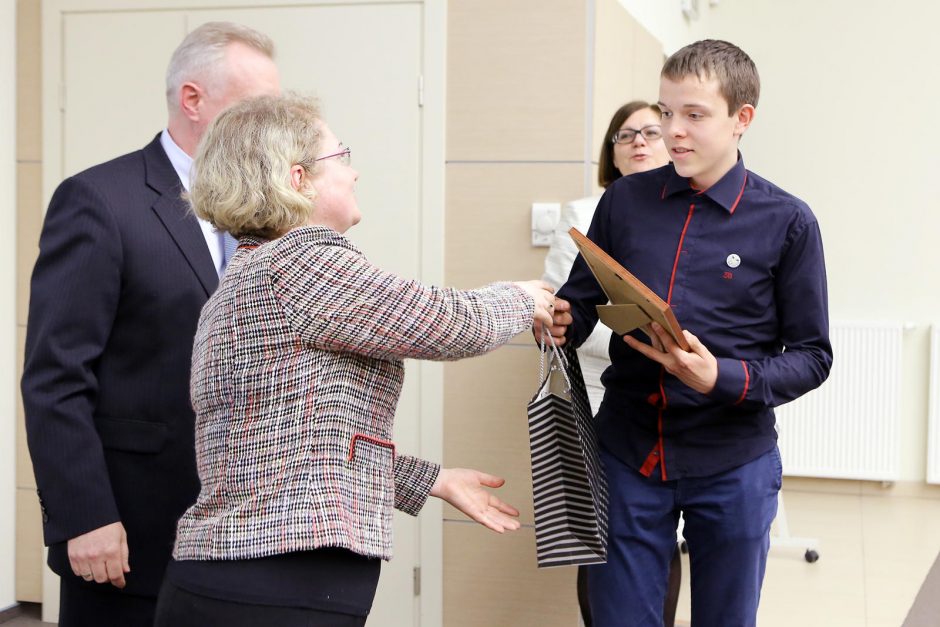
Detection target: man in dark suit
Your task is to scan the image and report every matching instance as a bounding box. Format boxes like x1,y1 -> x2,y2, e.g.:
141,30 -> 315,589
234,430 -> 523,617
21,21 -> 280,626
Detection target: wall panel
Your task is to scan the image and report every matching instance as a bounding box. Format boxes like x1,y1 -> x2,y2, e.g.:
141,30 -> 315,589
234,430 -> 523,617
443,344 -> 541,525
445,162 -> 584,294
15,162 -> 40,327
447,0 -> 586,162
15,0 -> 42,604
14,489 -> 40,603
443,523 -> 578,627
16,0 -> 41,163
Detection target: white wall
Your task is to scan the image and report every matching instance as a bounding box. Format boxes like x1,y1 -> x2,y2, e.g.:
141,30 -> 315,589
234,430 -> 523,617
619,0 -> 940,481
617,0 -> 714,54
2,0 -> 18,611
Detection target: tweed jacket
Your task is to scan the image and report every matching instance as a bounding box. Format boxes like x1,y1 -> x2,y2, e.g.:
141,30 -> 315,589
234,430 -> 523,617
174,226 -> 534,561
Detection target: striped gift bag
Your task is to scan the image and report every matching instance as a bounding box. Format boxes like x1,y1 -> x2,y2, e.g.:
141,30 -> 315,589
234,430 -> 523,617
527,331 -> 608,568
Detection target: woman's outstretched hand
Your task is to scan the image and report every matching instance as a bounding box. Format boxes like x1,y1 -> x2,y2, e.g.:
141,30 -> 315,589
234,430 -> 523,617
514,280 -> 556,328
430,468 -> 521,533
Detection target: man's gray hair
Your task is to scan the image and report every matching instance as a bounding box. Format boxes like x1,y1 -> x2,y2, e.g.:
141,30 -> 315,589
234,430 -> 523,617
165,21 -> 275,109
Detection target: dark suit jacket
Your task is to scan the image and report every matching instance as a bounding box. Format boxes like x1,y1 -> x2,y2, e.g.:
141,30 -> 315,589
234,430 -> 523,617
22,134 -> 218,596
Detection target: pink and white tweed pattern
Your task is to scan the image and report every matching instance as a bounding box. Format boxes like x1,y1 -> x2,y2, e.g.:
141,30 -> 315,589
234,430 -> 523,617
173,226 -> 534,561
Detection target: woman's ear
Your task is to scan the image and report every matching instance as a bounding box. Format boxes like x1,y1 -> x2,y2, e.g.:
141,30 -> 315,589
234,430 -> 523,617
289,164 -> 306,192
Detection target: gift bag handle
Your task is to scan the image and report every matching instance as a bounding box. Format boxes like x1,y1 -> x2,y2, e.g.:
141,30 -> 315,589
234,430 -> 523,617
535,325 -> 573,397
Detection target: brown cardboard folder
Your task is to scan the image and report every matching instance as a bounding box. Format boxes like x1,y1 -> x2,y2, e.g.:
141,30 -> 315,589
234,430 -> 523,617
569,227 -> 690,351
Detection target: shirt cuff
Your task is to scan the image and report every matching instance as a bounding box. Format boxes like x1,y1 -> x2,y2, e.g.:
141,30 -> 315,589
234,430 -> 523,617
393,455 -> 441,516
709,357 -> 750,406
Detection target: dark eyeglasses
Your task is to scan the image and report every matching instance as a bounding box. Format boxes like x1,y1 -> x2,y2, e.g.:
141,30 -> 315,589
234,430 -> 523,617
611,125 -> 662,144
315,144 -> 352,166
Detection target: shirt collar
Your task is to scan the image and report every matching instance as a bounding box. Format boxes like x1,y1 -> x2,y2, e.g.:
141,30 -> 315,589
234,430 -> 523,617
661,152 -> 748,214
159,129 -> 193,192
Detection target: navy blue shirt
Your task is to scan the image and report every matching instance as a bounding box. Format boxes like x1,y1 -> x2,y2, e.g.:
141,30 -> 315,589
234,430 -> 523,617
558,157 -> 832,480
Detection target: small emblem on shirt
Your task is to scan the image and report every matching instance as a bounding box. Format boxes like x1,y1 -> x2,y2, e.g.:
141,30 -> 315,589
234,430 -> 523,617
723,271 -> 734,280
726,254 -> 741,268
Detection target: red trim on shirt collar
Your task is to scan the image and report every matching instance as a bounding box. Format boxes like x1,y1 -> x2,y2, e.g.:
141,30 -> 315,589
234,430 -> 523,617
661,155 -> 747,213
729,172 -> 748,215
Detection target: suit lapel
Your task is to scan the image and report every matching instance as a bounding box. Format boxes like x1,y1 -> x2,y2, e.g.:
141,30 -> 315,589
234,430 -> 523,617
143,135 -> 219,295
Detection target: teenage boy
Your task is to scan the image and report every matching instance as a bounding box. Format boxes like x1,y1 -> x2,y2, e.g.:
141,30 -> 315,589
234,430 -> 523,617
543,40 -> 832,626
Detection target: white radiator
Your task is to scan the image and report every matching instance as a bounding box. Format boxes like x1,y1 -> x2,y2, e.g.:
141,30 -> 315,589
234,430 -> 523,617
928,326 -> 940,484
775,321 -> 902,481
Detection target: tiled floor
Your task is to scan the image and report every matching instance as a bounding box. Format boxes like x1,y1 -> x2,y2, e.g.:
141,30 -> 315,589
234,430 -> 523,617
7,479 -> 940,626
0,603 -> 41,627
674,478 -> 940,627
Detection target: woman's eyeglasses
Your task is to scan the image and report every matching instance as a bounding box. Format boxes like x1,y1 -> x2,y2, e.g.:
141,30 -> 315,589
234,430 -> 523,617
611,126 -> 662,144
315,144 -> 352,166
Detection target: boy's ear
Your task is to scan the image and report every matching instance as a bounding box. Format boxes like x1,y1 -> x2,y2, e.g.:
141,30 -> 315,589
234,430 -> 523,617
733,104 -> 756,137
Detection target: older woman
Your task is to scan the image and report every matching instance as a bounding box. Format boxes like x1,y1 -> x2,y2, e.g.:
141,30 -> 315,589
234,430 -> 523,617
154,94 -> 554,626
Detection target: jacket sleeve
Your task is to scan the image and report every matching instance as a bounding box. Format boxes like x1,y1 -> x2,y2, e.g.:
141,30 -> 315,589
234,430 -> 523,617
21,176 -> 124,545
709,218 -> 833,408
272,241 -> 535,362
392,455 -> 441,516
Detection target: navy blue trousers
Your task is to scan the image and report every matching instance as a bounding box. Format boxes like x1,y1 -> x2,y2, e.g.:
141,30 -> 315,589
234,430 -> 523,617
587,446 -> 781,627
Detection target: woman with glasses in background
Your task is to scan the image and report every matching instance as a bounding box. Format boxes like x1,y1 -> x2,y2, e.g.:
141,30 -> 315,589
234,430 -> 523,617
541,101 -> 678,627
154,94 -> 556,627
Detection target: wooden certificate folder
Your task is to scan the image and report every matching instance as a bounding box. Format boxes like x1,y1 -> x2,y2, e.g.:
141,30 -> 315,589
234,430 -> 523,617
569,227 -> 690,351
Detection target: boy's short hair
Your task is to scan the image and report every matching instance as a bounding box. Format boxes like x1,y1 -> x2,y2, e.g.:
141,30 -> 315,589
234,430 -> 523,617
661,39 -> 760,114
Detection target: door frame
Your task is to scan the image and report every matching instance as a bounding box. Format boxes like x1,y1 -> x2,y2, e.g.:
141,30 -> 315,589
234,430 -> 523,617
39,0 -> 446,623
1,0 -> 17,610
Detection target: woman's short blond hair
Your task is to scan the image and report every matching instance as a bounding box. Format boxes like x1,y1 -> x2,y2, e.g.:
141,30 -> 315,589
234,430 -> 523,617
190,94 -> 322,238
